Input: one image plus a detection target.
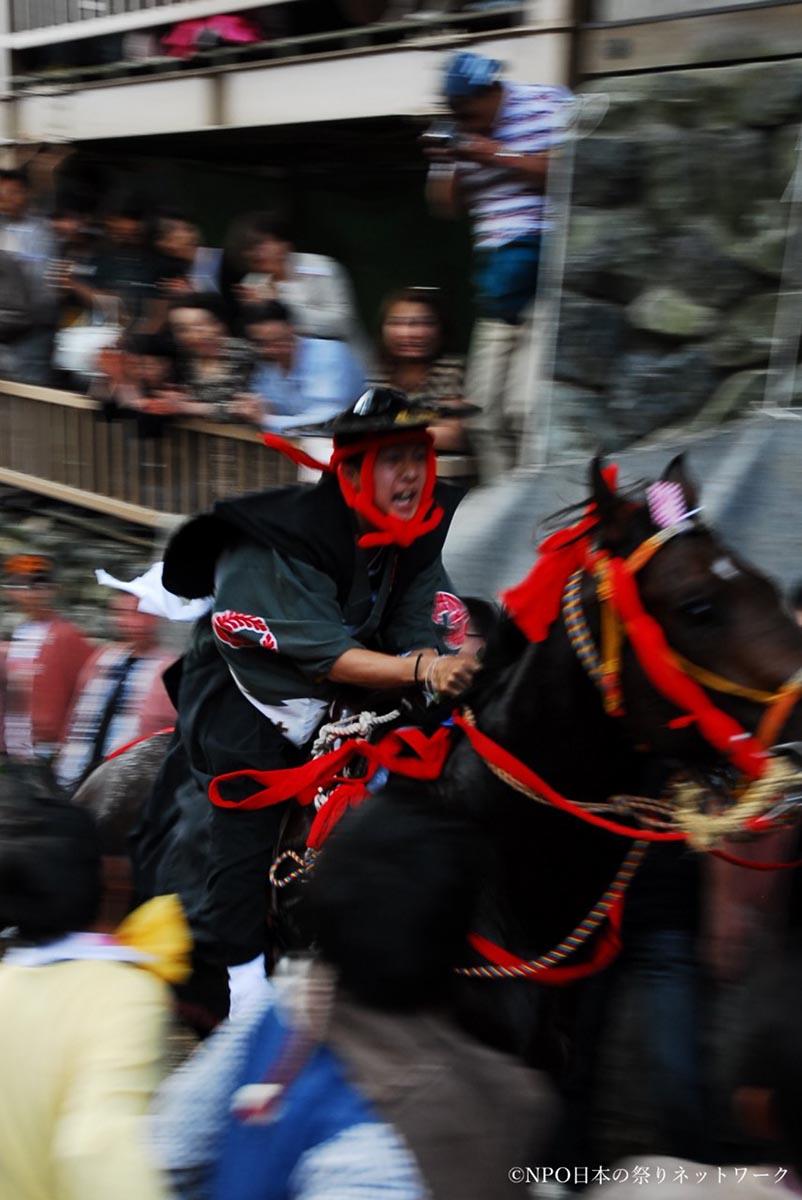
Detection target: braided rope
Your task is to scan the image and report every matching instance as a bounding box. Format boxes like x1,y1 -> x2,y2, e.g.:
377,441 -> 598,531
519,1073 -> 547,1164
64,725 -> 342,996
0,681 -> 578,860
269,850 -> 308,890
671,757 -> 802,850
311,708 -> 401,759
454,839 -> 648,980
462,701 -> 802,847
563,569 -> 603,684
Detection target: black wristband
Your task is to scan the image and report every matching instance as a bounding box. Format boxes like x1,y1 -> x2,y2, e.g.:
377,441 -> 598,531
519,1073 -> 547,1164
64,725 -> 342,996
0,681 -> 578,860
413,653 -> 423,685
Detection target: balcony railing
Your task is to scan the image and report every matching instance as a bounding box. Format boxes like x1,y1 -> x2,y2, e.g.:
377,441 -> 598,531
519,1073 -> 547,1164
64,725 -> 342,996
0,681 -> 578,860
0,382 -> 473,528
10,0 -> 282,38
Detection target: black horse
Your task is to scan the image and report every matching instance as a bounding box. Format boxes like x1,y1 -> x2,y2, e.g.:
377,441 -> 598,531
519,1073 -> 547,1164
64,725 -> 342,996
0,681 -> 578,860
299,456 -> 802,1055
74,456 -> 802,1050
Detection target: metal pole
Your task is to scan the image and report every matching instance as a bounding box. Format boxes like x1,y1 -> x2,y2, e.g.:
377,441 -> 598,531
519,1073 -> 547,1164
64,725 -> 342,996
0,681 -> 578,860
517,92 -> 608,470
763,125 -> 802,411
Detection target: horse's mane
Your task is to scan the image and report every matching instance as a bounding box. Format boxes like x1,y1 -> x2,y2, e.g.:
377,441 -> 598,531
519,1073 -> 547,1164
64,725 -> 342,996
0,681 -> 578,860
539,477 -> 649,538
465,610 -> 529,708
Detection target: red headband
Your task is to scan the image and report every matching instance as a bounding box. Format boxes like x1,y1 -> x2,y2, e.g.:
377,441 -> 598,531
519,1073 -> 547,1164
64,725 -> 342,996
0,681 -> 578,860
263,429 -> 443,549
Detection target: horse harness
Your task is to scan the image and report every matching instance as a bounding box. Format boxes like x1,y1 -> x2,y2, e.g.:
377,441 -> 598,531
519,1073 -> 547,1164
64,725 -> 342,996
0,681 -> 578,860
449,519 -> 802,981
220,514 -> 802,985
563,522 -> 802,754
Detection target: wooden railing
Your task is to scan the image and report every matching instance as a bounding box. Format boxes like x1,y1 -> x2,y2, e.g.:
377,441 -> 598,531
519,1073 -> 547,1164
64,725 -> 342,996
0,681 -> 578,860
0,382 -> 474,528
0,382 -> 298,528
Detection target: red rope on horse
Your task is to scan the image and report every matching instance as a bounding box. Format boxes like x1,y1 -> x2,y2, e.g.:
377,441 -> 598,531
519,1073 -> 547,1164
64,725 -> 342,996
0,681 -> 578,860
104,726 -> 175,762
452,712 -> 685,842
606,557 -> 767,781
709,847 -> 802,871
467,896 -> 624,985
500,467 -> 770,784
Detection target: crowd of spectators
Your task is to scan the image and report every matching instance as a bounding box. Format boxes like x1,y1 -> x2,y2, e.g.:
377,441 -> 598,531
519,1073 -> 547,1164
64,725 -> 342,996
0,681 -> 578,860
0,50 -> 576,483
0,170 -> 473,454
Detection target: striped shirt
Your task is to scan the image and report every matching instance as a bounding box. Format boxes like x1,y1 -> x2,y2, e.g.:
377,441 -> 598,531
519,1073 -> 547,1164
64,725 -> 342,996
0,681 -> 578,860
457,81 -> 574,249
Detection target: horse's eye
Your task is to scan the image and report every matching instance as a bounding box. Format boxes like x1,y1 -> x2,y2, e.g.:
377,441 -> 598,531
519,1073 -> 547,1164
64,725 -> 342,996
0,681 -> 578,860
679,596 -> 716,623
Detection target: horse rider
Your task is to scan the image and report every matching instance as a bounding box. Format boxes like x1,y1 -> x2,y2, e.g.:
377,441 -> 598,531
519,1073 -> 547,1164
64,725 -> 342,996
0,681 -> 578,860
131,387 -> 478,1023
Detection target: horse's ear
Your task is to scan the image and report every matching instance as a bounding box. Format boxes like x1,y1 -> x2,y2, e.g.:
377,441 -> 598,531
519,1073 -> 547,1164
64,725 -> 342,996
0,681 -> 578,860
661,454 -> 699,512
590,456 -> 631,548
590,456 -> 614,514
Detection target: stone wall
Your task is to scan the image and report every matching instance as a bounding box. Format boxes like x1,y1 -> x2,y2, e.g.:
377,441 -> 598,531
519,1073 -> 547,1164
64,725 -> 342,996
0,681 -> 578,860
551,60 -> 802,455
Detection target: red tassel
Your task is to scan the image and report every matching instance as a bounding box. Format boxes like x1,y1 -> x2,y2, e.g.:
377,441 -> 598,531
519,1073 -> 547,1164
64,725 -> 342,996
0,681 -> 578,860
306,781 -> 370,849
501,465 -> 619,643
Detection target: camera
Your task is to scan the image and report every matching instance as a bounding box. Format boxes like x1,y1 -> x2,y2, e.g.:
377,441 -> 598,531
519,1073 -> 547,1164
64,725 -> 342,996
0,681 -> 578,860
420,119 -> 459,151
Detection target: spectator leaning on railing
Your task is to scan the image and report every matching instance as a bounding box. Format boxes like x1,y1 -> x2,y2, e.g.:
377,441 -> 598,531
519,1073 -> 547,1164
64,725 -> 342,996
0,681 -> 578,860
92,330 -> 184,438
167,292 -> 255,422
235,299 -> 366,432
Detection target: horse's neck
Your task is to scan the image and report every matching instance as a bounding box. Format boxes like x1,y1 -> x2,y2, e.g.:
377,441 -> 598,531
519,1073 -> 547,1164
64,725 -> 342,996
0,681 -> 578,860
475,623 -> 635,804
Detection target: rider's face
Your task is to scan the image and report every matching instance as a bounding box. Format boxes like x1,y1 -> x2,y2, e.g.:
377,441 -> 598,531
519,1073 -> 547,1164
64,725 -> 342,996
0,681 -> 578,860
364,441 -> 429,521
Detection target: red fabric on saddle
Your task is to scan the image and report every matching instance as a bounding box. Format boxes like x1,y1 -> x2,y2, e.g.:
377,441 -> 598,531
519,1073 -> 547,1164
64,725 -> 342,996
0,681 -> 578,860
607,557 -> 767,781
500,465 -> 617,643
208,725 -> 453,816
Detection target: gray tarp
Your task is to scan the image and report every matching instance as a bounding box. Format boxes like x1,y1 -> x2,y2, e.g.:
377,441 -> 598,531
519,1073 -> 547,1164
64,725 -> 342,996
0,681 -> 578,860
444,408 -> 802,600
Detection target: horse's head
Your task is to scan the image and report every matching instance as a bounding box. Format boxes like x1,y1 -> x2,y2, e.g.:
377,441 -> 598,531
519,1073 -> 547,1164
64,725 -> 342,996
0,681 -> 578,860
587,455 -> 802,804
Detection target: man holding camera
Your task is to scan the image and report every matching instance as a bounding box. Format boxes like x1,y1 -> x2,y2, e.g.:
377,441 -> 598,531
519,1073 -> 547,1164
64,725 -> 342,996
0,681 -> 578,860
425,51 -> 573,480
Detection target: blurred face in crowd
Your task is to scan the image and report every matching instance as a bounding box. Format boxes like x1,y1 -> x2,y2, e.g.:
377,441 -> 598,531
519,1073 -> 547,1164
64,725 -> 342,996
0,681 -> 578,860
246,235 -> 291,280
3,583 -> 56,621
109,593 -> 160,653
449,83 -> 503,136
0,178 -> 31,221
342,438 -> 429,522
247,318 -> 296,372
51,212 -> 84,246
382,300 -> 442,364
157,218 -> 199,262
105,215 -> 144,246
169,306 -> 225,359
126,351 -> 171,391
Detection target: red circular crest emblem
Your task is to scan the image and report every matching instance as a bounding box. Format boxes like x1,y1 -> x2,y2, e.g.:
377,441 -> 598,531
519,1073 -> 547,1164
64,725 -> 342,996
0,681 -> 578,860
212,610 -> 279,652
432,591 -> 469,651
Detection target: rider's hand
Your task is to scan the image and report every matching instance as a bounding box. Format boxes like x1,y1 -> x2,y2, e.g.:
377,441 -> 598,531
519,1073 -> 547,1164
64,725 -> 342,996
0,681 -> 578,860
428,654 -> 478,698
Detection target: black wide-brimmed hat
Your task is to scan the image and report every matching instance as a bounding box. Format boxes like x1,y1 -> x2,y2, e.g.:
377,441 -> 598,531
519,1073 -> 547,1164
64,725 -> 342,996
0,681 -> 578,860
284,386 -> 478,438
